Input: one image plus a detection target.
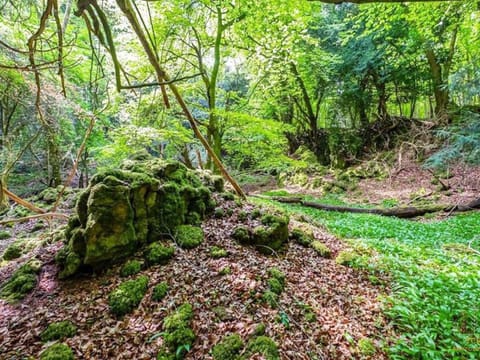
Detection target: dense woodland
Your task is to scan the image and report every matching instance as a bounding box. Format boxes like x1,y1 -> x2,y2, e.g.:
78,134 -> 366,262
0,0 -> 479,359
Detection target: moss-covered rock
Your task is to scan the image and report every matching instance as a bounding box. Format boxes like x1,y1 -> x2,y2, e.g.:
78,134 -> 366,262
108,275 -> 149,316
145,243 -> 175,266
3,242 -> 23,260
120,259 -> 142,277
212,334 -> 244,360
175,225 -> 204,249
311,241 -> 331,258
57,158 -> 215,277
0,259 -> 41,301
290,228 -> 313,247
0,230 -> 11,240
210,246 -> 228,258
243,336 -> 280,360
252,214 -> 289,254
40,343 -> 75,360
40,321 -> 77,342
231,225 -> 250,243
162,303 -> 195,358
152,281 -> 169,301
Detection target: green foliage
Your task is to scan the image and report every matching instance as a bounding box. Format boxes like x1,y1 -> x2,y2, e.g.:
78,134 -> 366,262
120,260 -> 142,277
0,230 -> 11,240
267,278 -> 284,295
311,241 -> 331,258
108,276 -> 149,317
162,303 -> 195,359
40,343 -> 75,360
231,225 -> 250,243
219,267 -> 232,276
0,260 -> 41,301
145,243 -> 175,266
271,197 -> 480,359
40,321 -> 77,342
152,282 -> 169,302
267,267 -> 286,287
262,290 -> 279,308
357,337 -> 376,356
2,242 -> 23,260
244,336 -> 280,360
175,225 -> 204,249
212,334 -> 244,360
210,246 -> 228,259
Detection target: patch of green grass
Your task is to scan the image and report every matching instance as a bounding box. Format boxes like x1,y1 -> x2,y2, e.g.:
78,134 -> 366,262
262,197 -> 480,359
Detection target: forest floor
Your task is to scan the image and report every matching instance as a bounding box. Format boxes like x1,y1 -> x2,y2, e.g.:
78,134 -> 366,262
0,160 -> 479,359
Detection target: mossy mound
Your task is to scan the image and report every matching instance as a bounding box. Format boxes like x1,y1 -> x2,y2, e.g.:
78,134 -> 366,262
0,259 -> 42,301
40,343 -> 75,360
160,303 -> 195,359
175,225 -> 204,249
210,246 -> 228,258
0,230 -> 11,240
2,242 -> 23,260
40,321 -> 77,342
145,243 -> 175,265
57,156 -> 219,278
120,259 -> 142,277
244,336 -> 280,360
311,241 -> 331,258
212,334 -> 244,360
336,249 -> 362,267
262,267 -> 286,308
152,281 -> 169,301
108,275 -> 149,316
289,228 -> 314,247
232,212 -> 289,255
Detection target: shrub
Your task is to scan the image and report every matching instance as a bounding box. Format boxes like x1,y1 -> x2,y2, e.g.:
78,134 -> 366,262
40,343 -> 75,360
145,243 -> 174,265
176,225 -> 204,249
152,281 -> 169,301
108,275 -> 149,316
120,260 -> 142,277
212,334 -> 244,360
40,321 -> 77,342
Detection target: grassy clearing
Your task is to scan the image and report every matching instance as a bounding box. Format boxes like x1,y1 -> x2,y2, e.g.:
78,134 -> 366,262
259,197 -> 480,359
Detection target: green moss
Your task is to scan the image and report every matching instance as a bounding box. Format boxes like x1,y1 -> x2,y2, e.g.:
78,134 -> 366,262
0,230 -> 11,240
210,246 -> 228,258
212,334 -> 244,360
219,267 -> 231,276
40,343 -> 75,360
40,321 -> 77,342
3,242 -> 23,260
253,323 -> 266,336
145,243 -> 175,265
251,209 -> 262,219
120,259 -> 142,277
162,303 -> 195,358
0,260 -> 41,301
268,267 -> 285,287
357,337 -> 376,356
175,225 -> 204,249
108,275 -> 149,316
311,241 -> 331,258
214,207 -> 225,218
238,211 -> 248,222
262,290 -> 279,308
251,213 -> 289,254
222,192 -> 235,201
336,249 -> 361,267
267,278 -> 284,295
231,225 -> 250,243
243,336 -> 280,360
152,281 -> 169,301
290,228 -> 313,247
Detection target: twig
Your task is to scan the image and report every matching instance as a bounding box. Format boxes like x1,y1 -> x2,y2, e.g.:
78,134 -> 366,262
0,212 -> 68,225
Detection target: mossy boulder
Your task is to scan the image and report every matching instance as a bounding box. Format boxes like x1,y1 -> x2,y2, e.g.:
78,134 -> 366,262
212,334 -> 244,360
40,321 -> 77,342
0,259 -> 42,301
175,225 -> 204,249
3,242 -> 23,260
58,157 -> 216,277
40,343 -> 75,360
108,275 -> 149,316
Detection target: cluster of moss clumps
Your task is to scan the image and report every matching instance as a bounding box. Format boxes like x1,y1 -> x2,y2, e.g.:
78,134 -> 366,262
145,243 -> 175,265
2,242 -> 23,260
57,154 -> 220,278
231,211 -> 289,255
40,343 -> 75,360
175,225 -> 204,249
40,321 -> 77,342
152,281 -> 169,301
120,259 -> 142,277
0,259 -> 41,301
157,303 -> 195,359
211,333 -> 280,360
108,275 -> 149,316
210,246 -> 228,258
262,268 -> 286,309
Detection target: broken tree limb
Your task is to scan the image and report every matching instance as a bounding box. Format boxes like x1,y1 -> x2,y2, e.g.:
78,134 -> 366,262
2,188 -> 46,214
260,195 -> 480,219
0,212 -> 69,225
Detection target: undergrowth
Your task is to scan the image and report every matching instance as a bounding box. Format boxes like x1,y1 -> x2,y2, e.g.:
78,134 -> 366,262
261,197 -> 480,359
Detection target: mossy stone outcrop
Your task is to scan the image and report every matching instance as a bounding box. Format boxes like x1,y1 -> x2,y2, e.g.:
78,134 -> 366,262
57,156 -> 219,278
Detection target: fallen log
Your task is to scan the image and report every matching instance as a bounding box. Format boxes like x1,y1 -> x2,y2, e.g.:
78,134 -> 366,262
261,196 -> 480,219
